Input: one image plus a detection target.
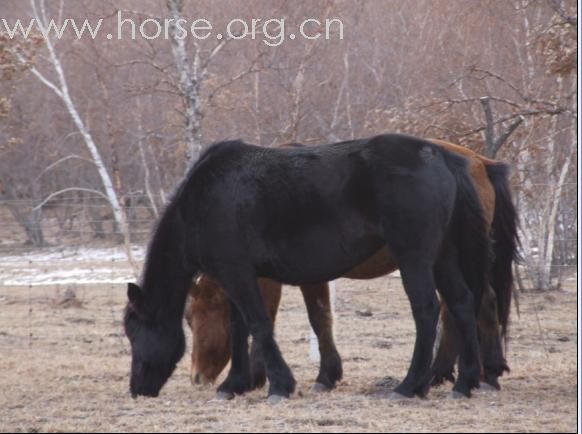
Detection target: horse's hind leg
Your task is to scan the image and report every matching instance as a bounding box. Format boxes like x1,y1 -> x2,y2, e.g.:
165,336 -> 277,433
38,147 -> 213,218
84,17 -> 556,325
218,268 -> 296,400
432,286 -> 509,391
478,286 -> 509,390
431,304 -> 459,386
434,251 -> 481,398
393,260 -> 440,398
299,283 -> 343,391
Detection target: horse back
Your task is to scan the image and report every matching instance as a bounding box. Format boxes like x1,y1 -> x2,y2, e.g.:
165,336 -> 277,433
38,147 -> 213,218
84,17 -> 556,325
185,135 -> 463,284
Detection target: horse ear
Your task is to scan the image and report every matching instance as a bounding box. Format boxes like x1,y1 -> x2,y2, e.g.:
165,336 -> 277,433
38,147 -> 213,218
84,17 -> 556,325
127,283 -> 144,307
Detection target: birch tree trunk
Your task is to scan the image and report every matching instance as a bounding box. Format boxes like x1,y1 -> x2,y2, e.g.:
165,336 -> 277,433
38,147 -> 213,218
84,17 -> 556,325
19,0 -> 130,248
538,73 -> 576,289
167,0 -> 203,167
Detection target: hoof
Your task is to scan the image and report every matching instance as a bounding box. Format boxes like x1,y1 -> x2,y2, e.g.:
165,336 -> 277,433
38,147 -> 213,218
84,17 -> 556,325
450,390 -> 469,400
267,394 -> 288,405
192,372 -> 214,387
311,383 -> 332,393
431,373 -> 455,387
214,391 -> 235,401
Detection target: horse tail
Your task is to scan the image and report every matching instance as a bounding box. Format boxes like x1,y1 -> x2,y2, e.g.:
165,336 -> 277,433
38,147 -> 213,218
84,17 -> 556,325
442,151 -> 491,313
484,162 -> 520,339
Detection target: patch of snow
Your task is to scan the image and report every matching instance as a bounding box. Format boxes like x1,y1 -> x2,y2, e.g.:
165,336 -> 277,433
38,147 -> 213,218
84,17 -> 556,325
0,246 -> 144,265
0,246 -> 144,286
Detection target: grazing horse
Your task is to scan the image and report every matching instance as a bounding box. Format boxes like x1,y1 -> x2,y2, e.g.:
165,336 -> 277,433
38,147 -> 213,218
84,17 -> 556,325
124,134 -> 490,400
184,140 -> 519,392
185,275 -> 340,391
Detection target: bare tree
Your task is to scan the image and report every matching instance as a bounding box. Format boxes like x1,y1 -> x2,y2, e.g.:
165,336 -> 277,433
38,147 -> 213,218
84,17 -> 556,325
0,0 -> 576,287
11,0 -> 128,238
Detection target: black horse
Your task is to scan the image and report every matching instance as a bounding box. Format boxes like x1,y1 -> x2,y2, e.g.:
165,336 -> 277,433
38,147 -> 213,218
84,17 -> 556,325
124,134 -> 490,400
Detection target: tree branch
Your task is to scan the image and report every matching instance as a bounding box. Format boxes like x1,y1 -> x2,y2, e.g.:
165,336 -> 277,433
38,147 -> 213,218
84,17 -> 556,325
34,188 -> 111,211
492,115 -> 525,156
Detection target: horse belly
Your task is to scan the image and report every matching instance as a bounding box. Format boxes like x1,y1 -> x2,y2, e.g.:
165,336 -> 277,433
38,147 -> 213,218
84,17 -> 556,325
257,216 -> 386,285
343,246 -> 399,279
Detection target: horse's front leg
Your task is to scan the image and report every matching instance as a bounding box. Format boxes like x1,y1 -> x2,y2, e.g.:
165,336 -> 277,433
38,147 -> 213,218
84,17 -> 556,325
249,279 -> 283,390
220,268 -> 296,401
216,300 -> 253,399
299,283 -> 343,391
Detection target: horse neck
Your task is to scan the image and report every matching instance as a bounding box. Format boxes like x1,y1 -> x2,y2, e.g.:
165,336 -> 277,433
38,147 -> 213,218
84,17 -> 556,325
141,211 -> 196,322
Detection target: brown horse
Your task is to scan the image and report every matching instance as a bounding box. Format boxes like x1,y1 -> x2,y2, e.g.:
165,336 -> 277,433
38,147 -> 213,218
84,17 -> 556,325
184,139 -> 518,392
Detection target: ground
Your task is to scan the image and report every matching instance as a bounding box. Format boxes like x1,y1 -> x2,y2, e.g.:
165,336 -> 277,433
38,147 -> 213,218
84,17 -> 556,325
0,250 -> 578,433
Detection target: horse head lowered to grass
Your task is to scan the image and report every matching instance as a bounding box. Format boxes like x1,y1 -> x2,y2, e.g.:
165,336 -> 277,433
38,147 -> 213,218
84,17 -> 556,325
125,134 -> 502,401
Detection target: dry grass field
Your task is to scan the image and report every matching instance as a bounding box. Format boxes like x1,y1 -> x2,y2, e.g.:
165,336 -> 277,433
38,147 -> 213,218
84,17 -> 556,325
0,266 -> 577,433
